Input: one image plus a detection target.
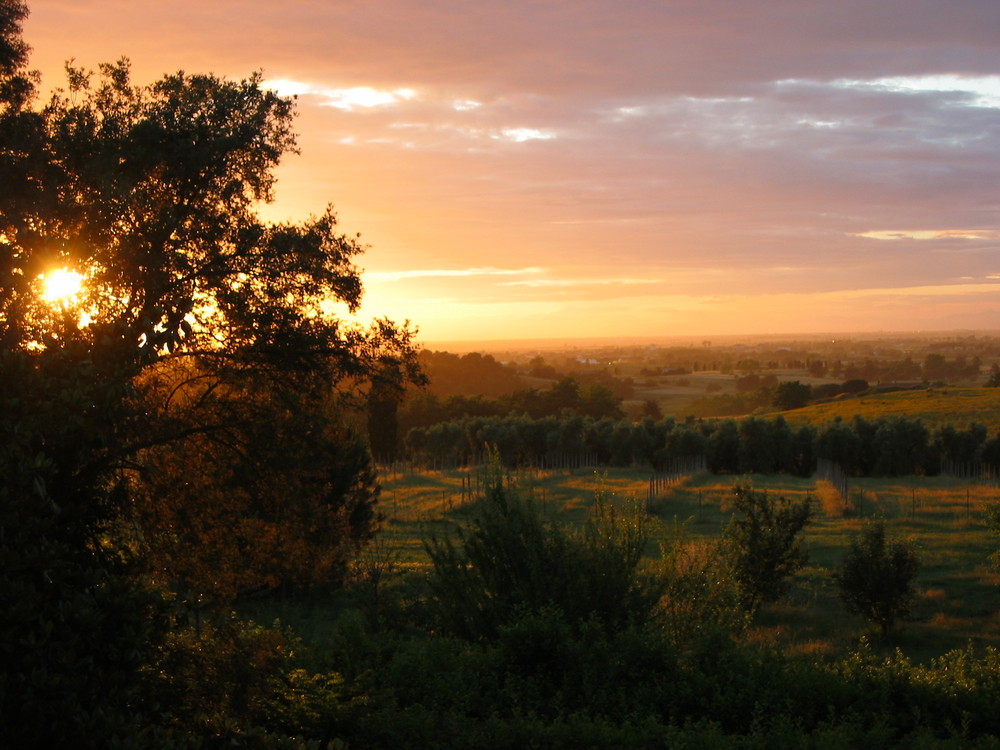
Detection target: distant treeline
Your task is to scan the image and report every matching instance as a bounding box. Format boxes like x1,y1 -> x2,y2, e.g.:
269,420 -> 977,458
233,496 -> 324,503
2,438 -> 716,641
400,375 -> 631,432
404,413 -> 1000,477
417,349 -> 637,400
646,352 -> 984,382
417,350 -> 524,398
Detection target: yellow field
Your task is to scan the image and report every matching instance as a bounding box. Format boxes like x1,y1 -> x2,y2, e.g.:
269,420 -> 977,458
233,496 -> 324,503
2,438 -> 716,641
781,386 -> 1000,432
628,377 -> 1000,430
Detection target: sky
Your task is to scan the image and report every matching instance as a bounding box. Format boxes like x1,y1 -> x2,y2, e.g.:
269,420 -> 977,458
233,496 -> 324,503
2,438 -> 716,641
21,0 -> 1000,344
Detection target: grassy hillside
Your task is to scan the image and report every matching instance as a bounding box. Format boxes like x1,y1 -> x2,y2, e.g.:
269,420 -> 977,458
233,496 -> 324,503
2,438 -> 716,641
780,386 -> 1000,432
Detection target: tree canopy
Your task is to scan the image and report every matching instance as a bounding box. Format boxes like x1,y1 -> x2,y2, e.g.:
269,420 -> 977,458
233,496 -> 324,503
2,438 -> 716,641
2,54 -> 416,373
1,3 -> 422,742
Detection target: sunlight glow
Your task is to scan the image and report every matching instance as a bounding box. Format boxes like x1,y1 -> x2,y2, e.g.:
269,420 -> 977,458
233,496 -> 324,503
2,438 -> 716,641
41,268 -> 83,303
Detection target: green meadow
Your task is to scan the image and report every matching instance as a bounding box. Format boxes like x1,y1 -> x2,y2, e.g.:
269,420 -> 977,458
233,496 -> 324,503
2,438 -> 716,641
376,465 -> 1000,663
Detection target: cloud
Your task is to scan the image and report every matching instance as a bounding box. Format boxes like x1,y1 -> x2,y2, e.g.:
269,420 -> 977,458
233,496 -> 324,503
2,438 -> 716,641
500,276 -> 661,288
855,230 -> 1000,241
24,0 -> 1000,341
266,77 -> 561,147
320,87 -> 417,110
495,127 -> 555,142
830,75 -> 1000,108
264,78 -> 417,110
367,266 -> 544,282
830,280 -> 1000,300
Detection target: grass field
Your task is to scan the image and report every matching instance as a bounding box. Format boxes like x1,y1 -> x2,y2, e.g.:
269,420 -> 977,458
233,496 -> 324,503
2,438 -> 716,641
629,376 -> 1000,432
628,371 -> 741,415
376,465 -> 1000,663
627,370 -> 841,417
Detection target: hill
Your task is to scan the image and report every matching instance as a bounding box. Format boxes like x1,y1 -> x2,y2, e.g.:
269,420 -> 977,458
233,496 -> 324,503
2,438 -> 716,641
780,386 -> 1000,432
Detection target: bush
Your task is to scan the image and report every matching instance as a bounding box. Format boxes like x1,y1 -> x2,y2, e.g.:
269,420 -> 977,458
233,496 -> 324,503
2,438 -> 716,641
150,618 -> 292,727
655,523 -> 745,646
425,456 -> 661,640
835,522 -> 919,637
722,484 -> 811,615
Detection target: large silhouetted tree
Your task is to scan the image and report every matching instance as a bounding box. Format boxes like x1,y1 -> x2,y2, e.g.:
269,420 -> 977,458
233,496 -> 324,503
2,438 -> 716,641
1,3 -> 421,743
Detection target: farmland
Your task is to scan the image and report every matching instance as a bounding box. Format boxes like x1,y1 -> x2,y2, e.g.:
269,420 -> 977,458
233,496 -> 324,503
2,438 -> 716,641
781,386 -> 1000,432
375,465 -> 1000,663
229,460 -> 1000,746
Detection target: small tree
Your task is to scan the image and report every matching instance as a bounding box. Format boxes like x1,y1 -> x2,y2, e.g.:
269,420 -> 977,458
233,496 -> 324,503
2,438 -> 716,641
835,521 -> 920,638
723,484 -> 811,616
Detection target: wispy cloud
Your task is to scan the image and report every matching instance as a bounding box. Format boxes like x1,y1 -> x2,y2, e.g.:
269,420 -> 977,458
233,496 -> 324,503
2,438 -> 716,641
830,75 -> 1000,109
494,127 -> 556,142
367,266 -> 545,282
266,78 -> 558,146
500,276 -> 661,288
854,230 -> 1000,241
829,281 -> 1000,300
264,78 -> 417,110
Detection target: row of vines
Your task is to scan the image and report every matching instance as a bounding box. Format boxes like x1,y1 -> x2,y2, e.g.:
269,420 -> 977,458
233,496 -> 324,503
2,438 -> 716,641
404,413 -> 999,477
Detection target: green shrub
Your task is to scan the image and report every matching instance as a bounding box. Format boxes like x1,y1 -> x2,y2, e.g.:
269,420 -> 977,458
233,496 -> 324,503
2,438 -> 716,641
722,484 -> 811,615
834,522 -> 920,637
655,522 -> 745,646
425,458 -> 661,640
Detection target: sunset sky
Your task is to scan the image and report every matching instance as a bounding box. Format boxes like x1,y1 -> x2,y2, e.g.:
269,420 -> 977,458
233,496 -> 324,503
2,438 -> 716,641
22,0 -> 1000,344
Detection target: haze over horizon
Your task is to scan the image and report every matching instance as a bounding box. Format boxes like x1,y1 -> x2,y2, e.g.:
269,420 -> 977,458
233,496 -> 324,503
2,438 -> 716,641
23,0 -> 1000,342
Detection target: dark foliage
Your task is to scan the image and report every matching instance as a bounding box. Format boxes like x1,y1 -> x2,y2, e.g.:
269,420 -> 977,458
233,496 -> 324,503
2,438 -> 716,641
772,380 -> 811,410
404,409 -> 976,479
723,484 -> 811,615
425,457 -> 660,640
835,522 -> 920,637
418,349 -> 523,398
1,7 -> 419,744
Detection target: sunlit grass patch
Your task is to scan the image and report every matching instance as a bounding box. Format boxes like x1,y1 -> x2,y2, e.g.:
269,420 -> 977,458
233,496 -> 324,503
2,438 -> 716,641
921,588 -> 948,601
785,386 -> 1000,432
745,623 -> 790,648
793,640 -> 838,658
929,612 -> 972,628
814,479 -> 848,517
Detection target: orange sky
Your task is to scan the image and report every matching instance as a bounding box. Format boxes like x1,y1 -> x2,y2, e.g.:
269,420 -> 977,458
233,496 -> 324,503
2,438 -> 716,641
21,0 -> 1000,344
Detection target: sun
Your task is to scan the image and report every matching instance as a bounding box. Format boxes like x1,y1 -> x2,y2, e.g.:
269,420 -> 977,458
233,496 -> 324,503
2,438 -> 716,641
41,268 -> 84,304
